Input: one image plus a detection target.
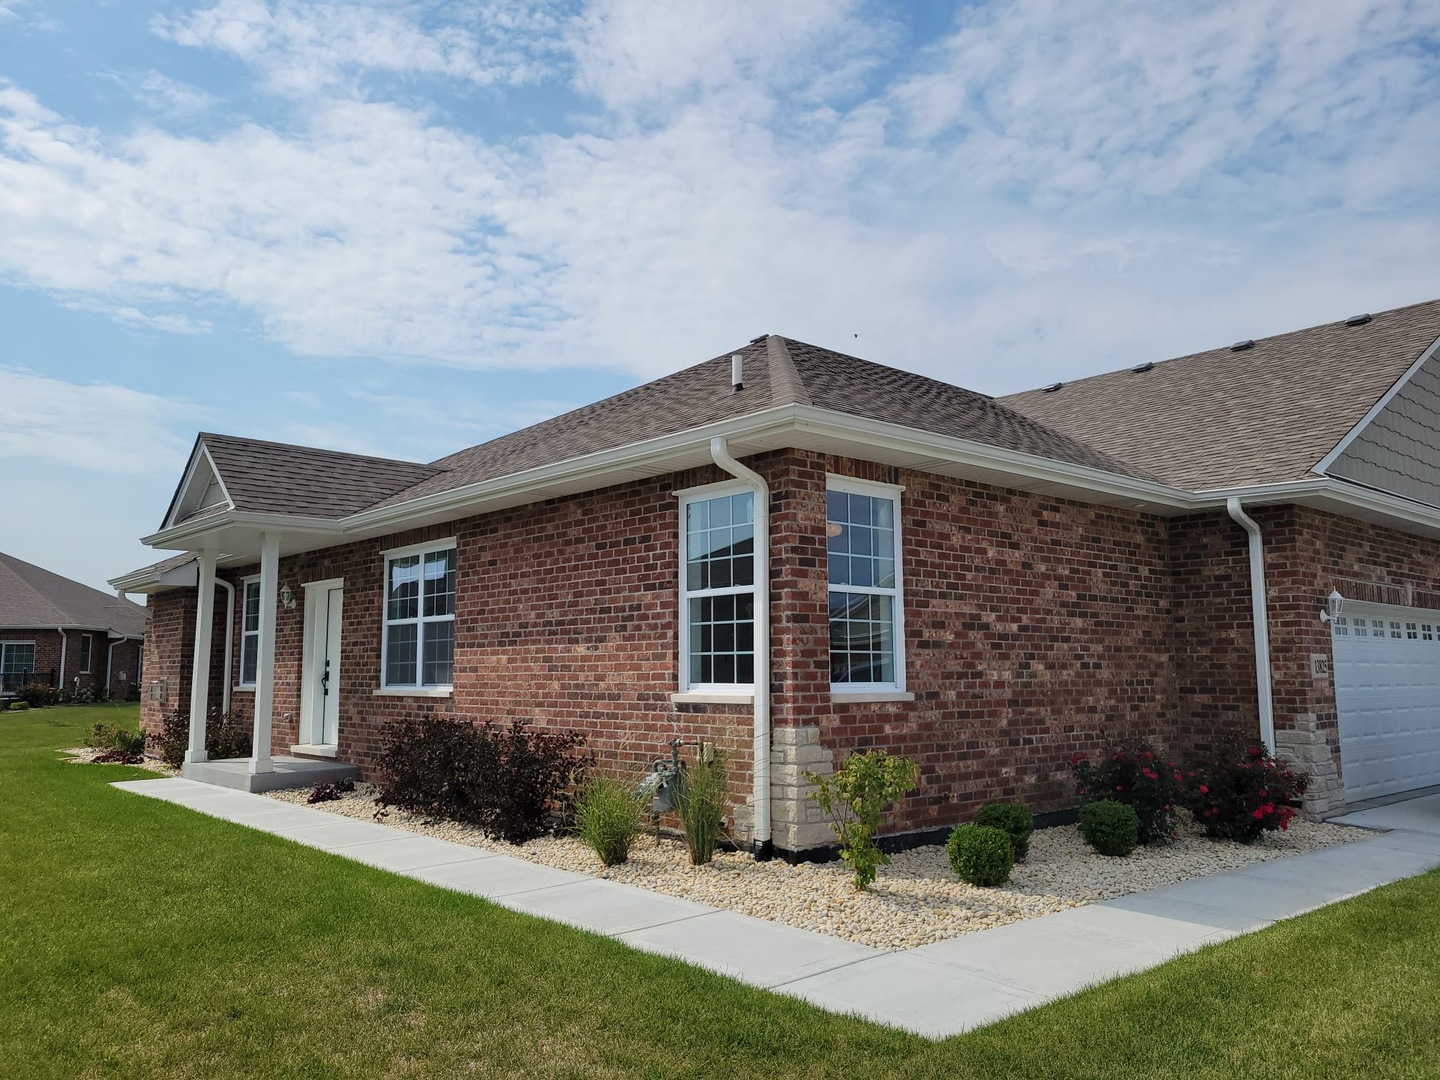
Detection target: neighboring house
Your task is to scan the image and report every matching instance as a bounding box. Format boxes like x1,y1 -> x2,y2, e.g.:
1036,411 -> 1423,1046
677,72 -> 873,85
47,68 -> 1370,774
0,552 -> 148,699
112,299 -> 1440,859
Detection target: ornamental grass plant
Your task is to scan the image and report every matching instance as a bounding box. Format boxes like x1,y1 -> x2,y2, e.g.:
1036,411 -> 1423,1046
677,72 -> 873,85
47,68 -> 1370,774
676,752 -> 728,866
574,776 -> 647,867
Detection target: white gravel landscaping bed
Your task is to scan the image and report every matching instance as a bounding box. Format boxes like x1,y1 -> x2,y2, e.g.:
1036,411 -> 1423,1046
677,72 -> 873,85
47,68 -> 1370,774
60,747 -> 177,775
267,782 -> 1362,951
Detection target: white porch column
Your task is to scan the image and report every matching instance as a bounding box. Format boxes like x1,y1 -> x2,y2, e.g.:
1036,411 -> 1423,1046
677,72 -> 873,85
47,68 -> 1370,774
186,547 -> 217,764
250,531 -> 280,775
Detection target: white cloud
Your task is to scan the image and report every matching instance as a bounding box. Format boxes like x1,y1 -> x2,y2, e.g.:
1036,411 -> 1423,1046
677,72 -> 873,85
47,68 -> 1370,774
152,0 -> 569,95
0,368 -> 202,474
0,0 -> 1436,395
134,71 -> 217,114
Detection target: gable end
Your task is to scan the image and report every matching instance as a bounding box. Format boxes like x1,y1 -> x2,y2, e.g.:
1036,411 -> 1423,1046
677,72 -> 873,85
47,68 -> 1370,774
1321,334 -> 1440,509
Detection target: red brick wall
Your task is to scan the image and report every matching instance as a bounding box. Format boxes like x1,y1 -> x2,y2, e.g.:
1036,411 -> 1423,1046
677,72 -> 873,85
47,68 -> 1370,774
1167,509 -> 1264,748
769,451 -> 1180,835
0,629 -> 63,690
140,586 -> 227,737
0,628 -> 143,698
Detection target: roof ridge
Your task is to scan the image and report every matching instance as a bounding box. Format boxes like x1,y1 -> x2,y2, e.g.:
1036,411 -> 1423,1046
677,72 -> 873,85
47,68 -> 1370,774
767,335 -> 811,407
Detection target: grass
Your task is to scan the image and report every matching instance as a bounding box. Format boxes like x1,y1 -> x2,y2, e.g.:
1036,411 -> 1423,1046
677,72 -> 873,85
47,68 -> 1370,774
2,704 -> 1439,1078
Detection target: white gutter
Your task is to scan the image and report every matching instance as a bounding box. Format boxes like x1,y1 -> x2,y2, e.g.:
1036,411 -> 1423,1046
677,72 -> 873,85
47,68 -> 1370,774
216,577 -> 235,714
708,435 -> 772,860
1226,498 -> 1276,752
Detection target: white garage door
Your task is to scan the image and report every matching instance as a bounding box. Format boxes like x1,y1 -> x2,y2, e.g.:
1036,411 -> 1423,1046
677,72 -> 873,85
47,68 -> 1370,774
1332,602 -> 1440,801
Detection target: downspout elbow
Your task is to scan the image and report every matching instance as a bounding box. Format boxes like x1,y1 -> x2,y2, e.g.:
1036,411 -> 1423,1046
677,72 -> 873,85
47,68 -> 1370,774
708,436 -> 773,859
1226,498 -> 1276,753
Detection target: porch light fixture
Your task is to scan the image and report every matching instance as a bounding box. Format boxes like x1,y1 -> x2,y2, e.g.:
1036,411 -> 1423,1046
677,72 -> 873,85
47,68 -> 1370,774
279,584 -> 296,610
1319,589 -> 1343,624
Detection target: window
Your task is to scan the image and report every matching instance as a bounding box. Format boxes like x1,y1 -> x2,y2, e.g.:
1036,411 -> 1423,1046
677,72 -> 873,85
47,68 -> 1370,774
79,634 -> 93,674
827,478 -> 904,689
383,542 -> 456,689
680,487 -> 755,689
1,642 -> 35,693
239,578 -> 261,686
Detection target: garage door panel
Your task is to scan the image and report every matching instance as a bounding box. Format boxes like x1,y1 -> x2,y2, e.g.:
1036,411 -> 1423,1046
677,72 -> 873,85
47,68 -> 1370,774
1333,604 -> 1440,801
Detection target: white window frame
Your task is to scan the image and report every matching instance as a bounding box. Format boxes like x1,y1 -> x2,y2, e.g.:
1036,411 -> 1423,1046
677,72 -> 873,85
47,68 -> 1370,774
826,475 -> 906,693
79,634 -> 93,674
677,481 -> 758,693
238,576 -> 261,689
381,538 -> 457,692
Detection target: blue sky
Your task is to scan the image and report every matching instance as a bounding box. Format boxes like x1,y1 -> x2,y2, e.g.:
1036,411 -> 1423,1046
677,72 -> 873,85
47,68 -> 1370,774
2,0 -> 1439,593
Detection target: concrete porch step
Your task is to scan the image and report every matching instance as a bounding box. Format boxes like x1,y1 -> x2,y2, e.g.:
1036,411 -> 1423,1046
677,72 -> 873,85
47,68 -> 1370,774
180,755 -> 361,793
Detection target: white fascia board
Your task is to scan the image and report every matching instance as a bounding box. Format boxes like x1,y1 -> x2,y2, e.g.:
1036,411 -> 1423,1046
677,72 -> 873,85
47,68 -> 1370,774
339,407 -> 805,534
1195,477 -> 1440,536
1313,333 -> 1440,476
162,442 -> 236,530
787,407 -> 1197,510
141,511 -> 344,550
339,404 -> 1197,536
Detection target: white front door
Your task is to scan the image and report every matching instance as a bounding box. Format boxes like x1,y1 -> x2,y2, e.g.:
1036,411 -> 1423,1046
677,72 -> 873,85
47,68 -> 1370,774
300,579 -> 344,750
321,586 -> 343,745
1332,601 -> 1440,801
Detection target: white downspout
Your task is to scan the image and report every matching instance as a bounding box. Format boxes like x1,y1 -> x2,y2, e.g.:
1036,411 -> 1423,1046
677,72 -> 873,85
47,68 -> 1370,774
708,436 -> 772,859
216,578 -> 235,715
57,628 -> 67,694
1226,498 -> 1276,752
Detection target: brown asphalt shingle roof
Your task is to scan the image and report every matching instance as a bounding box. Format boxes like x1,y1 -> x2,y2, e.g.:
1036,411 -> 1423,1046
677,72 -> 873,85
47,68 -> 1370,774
194,434 -> 443,520
1000,298 -> 1440,490
366,336 -> 1138,510
0,552 -> 148,635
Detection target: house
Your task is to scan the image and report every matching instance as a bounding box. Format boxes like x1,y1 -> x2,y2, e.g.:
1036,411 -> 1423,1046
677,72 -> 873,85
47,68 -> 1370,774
112,298 -> 1440,859
1,552 -> 148,699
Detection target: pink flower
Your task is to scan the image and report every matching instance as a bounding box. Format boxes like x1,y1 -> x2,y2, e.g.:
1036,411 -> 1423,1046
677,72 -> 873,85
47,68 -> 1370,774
1174,773 -> 1184,783
1142,767 -> 1158,780
1199,785 -> 1209,795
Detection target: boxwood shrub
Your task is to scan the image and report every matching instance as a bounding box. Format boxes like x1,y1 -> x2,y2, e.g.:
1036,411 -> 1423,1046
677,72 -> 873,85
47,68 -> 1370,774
947,823 -> 1015,886
973,801 -> 1034,862
1079,800 -> 1140,857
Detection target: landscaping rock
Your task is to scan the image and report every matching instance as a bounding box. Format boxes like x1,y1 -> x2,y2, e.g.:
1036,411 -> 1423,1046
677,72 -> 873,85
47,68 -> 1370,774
268,783 -> 1360,952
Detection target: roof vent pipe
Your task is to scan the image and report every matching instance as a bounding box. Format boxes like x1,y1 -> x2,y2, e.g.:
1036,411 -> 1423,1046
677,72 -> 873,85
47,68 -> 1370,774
731,354 -> 744,393
1344,313 -> 1372,327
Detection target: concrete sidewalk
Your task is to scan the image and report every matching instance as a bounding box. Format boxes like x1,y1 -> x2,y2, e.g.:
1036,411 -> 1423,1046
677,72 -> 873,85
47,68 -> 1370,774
113,778 -> 1440,1040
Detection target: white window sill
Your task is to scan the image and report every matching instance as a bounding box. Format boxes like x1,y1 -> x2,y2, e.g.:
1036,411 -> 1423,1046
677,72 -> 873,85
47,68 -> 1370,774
671,691 -> 754,705
233,685 -> 255,694
373,687 -> 454,698
290,743 -> 338,759
831,691 -> 915,703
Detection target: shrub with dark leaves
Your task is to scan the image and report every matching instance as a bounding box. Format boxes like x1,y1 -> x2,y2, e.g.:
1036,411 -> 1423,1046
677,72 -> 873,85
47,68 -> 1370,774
151,708 -> 254,768
376,716 -> 589,844
16,684 -> 59,708
88,722 -> 147,756
1186,729 -> 1309,843
307,777 -> 356,804
92,750 -> 145,765
1069,739 -> 1183,844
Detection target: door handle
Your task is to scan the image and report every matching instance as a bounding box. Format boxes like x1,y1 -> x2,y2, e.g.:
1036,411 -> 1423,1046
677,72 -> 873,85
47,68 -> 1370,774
322,659 -> 330,697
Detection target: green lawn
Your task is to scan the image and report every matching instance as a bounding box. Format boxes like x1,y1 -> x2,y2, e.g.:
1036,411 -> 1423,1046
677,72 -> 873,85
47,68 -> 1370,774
3,705 -> 1439,1078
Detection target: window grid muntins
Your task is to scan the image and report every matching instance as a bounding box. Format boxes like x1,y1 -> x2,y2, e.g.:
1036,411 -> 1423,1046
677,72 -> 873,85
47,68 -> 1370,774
1333,614 -> 1440,646
384,547 -> 455,688
683,491 -> 756,687
827,487 -> 901,687
240,580 -> 260,685
1,642 -> 35,675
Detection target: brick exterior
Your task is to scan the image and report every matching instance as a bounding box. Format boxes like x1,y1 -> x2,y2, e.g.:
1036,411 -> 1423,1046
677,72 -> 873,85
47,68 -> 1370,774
2,627 -> 146,699
138,450 -> 1440,851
